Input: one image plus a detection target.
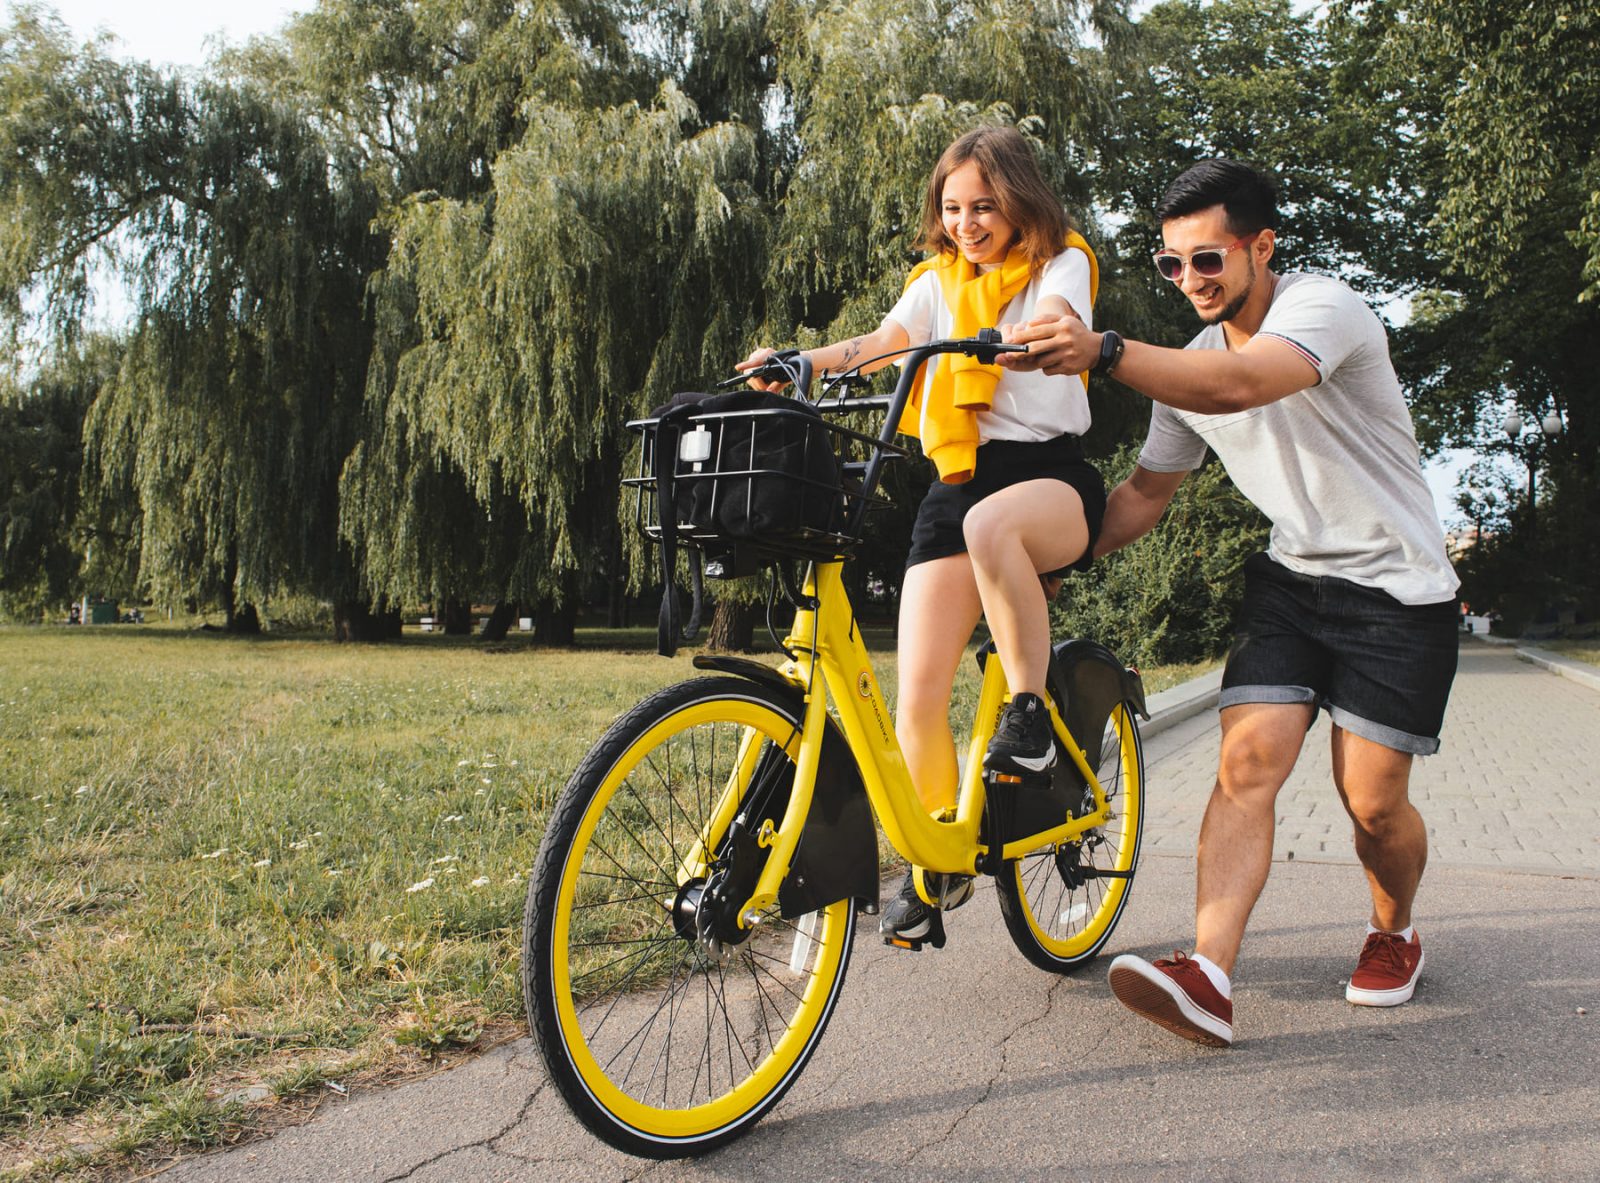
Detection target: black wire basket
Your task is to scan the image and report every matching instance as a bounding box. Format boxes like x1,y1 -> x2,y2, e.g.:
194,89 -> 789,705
626,394 -> 898,569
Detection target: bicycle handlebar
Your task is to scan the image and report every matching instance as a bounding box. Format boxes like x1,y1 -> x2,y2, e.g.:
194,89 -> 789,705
717,329 -> 1026,396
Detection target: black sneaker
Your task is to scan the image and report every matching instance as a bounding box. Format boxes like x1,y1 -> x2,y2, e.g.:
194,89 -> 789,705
983,691 -> 1057,776
878,867 -> 974,939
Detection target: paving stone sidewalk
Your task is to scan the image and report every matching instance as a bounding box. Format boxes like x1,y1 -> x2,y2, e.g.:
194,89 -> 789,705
1141,638 -> 1600,873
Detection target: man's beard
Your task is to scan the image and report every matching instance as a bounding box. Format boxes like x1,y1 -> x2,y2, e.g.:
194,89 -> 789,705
1196,267 -> 1256,325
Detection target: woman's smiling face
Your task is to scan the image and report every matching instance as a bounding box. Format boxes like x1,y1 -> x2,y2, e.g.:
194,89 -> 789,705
940,161 -> 1017,268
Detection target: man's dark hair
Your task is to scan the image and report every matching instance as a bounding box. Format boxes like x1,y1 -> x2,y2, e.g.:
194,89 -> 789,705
1155,160 -> 1279,234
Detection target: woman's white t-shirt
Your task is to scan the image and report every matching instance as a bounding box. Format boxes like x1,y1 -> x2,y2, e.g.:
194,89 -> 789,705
884,247 -> 1093,442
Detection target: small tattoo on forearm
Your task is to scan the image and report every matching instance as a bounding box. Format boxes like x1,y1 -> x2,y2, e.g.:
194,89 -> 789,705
838,337 -> 864,367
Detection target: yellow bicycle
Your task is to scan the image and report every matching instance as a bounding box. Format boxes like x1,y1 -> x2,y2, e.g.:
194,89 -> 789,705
522,334 -> 1147,1157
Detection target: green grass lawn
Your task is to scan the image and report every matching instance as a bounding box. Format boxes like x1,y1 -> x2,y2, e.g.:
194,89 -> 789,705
0,623 -> 1211,1177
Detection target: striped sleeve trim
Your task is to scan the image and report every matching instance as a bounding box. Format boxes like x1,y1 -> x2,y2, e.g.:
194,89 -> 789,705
1256,331 -> 1322,371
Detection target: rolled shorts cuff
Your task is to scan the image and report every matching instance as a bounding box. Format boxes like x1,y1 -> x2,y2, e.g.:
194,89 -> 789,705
1326,704 -> 1441,756
1218,684 -> 1319,711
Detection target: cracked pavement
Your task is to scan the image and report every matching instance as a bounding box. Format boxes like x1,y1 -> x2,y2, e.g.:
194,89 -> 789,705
166,640 -> 1600,1181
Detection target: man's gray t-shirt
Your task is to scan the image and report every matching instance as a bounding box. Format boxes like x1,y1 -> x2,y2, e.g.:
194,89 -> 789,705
1137,272 -> 1458,605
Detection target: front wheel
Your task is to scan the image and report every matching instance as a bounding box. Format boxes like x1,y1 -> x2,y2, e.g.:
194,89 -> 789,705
523,677 -> 856,1158
996,702 -> 1144,973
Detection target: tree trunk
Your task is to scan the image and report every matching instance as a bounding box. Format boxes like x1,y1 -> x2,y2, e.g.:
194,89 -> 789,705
219,548 -> 260,634
606,534 -> 629,628
227,601 -> 263,635
333,598 -> 403,642
443,598 -> 473,635
706,598 -> 756,652
480,601 -> 517,641
535,601 -> 577,646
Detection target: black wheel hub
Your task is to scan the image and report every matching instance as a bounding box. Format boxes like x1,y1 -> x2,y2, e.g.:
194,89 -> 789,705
672,878 -> 707,942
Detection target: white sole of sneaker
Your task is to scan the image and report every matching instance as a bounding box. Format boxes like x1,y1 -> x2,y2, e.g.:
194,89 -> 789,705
1108,955 -> 1232,1047
983,749 -> 1057,774
1345,950 -> 1424,1006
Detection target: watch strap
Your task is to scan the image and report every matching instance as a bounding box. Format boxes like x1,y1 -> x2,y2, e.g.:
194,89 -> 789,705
1093,329 -> 1125,375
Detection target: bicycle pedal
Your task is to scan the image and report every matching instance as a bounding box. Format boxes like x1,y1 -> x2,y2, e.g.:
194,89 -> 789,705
883,930 -> 947,952
985,768 -> 1053,789
882,905 -> 947,952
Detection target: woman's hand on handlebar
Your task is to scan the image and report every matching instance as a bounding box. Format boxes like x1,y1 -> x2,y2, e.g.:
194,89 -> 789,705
735,347 -> 795,392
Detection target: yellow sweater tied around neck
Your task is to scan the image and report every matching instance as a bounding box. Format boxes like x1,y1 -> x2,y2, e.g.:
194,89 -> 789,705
897,231 -> 1098,483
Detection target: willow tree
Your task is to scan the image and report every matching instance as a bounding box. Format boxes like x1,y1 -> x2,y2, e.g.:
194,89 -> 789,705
0,10 -> 376,629
256,0 -> 667,638
343,81 -> 769,641
325,0 -> 786,643
0,336 -> 126,618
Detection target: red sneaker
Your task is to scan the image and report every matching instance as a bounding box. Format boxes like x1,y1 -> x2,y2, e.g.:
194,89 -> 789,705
1346,929 -> 1424,1006
1108,952 -> 1233,1047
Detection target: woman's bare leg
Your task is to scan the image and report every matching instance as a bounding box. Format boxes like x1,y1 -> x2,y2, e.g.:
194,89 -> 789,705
895,554 -> 984,813
962,479 -> 1088,697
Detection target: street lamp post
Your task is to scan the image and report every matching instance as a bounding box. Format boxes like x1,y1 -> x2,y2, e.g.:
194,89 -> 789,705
1501,409 -> 1563,539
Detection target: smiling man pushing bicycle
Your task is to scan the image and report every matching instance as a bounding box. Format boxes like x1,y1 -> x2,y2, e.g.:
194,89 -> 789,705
999,160 -> 1459,1047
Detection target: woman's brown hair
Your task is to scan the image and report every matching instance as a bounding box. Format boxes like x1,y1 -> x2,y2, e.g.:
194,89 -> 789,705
915,126 -> 1073,275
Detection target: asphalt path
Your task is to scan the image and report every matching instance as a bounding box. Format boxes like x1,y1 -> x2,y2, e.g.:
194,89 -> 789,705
165,640 -> 1600,1182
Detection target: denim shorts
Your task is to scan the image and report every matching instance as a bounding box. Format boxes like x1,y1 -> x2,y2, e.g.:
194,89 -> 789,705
1221,552 -> 1460,755
905,435 -> 1107,577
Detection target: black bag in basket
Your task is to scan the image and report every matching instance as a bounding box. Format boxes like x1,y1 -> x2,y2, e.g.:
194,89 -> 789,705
652,389 -> 840,541
650,389 -> 841,656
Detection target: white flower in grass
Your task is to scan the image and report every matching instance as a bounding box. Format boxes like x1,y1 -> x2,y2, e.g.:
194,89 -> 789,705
407,878 -> 434,894
456,759 -> 471,767
200,847 -> 229,860
442,814 -> 463,823
75,785 -> 90,795
253,858 -> 272,868
432,854 -> 458,865
326,869 -> 343,877
469,877 -> 491,888
290,840 -> 309,850
480,777 -> 492,785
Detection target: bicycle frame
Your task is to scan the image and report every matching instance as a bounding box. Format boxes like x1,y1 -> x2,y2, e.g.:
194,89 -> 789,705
663,333 -> 1130,930
721,559 -> 1121,928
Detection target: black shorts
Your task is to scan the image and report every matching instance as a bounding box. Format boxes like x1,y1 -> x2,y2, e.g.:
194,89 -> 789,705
905,434 -> 1107,577
1221,552 -> 1460,755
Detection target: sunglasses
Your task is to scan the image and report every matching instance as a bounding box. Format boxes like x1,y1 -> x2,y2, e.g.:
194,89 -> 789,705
1152,233 -> 1259,281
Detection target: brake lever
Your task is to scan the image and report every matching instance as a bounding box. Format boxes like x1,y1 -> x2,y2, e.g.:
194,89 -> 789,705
715,348 -> 805,391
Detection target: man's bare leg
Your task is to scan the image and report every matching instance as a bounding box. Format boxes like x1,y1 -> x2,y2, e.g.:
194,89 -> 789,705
1193,702 -> 1315,976
1330,726 -> 1425,931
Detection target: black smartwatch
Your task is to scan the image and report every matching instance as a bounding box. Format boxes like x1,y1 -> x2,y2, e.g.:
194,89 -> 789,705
1092,329 -> 1125,375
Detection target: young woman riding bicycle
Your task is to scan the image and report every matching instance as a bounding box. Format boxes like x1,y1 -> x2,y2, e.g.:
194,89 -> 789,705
738,125 -> 1107,941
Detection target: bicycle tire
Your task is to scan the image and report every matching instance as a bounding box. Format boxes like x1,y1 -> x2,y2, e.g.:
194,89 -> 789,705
523,677 -> 856,1158
995,702 -> 1144,973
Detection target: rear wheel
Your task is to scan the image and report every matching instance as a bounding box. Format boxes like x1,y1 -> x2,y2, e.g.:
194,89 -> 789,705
996,702 -> 1144,973
523,677 -> 855,1158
